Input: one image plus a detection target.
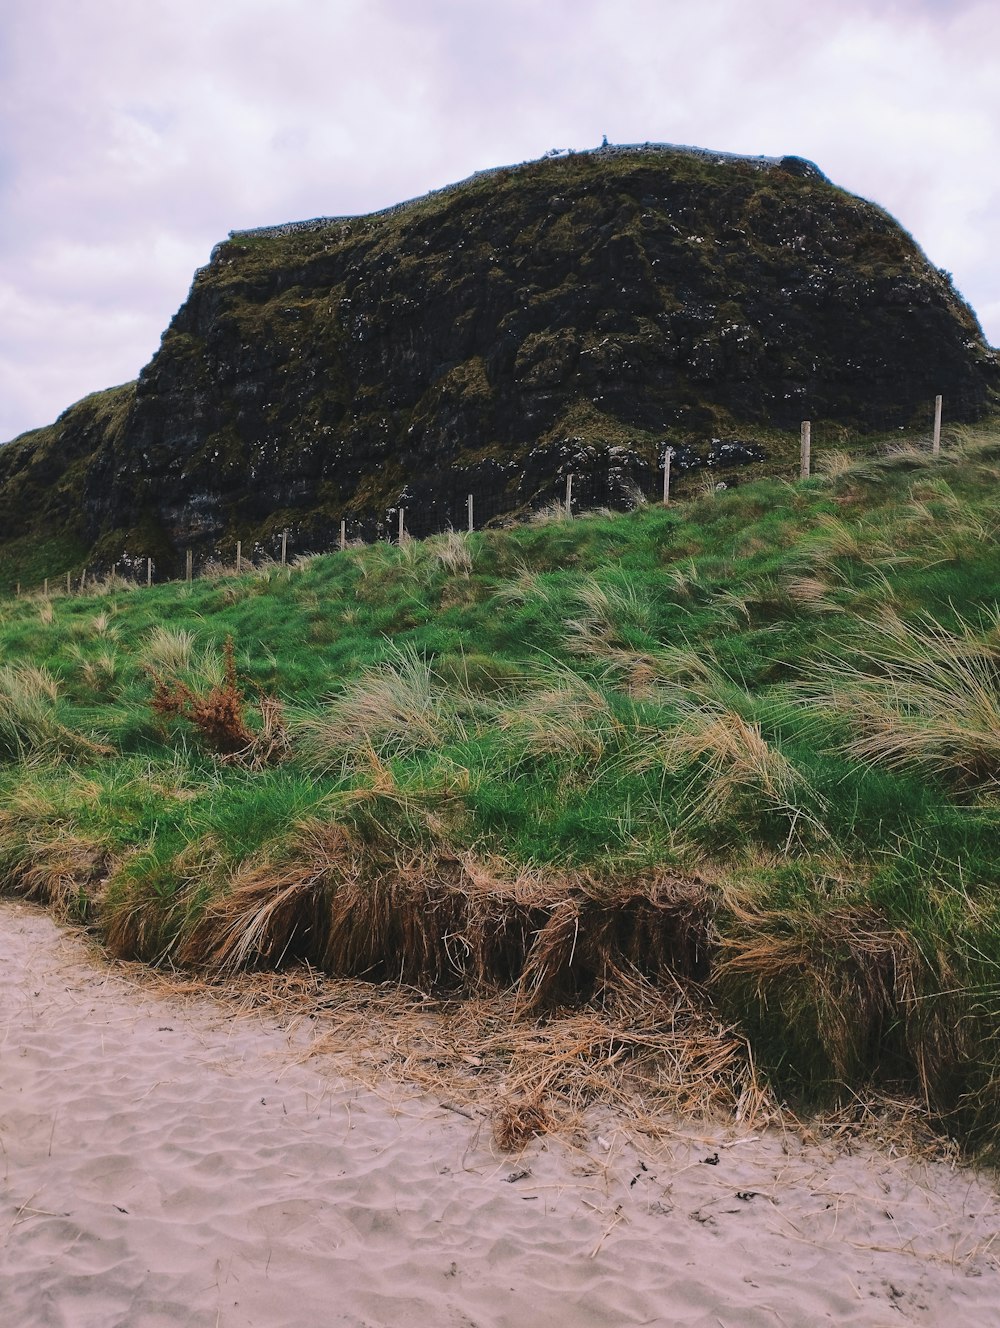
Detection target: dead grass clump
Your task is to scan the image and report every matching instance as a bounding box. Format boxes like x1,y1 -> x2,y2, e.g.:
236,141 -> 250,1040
198,558 -> 245,580
713,899 -> 921,1091
0,806 -> 108,921
529,500 -> 572,524
515,871 -> 714,1014
181,834 -> 342,972
184,822 -> 471,983
80,571 -> 137,596
782,575 -> 842,615
103,846 -> 213,963
178,820 -> 716,1006
12,836 -> 107,919
492,1092 -> 557,1150
69,645 -> 120,697
323,854 -> 472,986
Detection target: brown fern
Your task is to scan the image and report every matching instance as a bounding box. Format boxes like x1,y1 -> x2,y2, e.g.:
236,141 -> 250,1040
151,637 -> 259,757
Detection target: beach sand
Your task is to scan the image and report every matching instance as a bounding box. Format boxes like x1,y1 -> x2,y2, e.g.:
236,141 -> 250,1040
1,898 -> 998,1327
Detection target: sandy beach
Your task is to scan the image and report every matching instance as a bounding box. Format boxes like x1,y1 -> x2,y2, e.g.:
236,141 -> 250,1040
1,898 -> 998,1328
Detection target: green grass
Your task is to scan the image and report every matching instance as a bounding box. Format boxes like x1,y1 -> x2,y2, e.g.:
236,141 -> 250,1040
1,426 -> 999,1151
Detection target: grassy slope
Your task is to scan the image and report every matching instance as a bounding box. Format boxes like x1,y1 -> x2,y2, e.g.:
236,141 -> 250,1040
1,428 -> 998,1149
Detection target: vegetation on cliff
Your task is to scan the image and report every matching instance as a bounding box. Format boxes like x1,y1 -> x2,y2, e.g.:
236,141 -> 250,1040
1,145 -> 995,584
0,429 -> 998,1151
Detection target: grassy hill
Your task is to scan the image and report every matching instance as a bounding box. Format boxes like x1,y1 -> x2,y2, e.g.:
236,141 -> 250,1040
2,427 -> 998,1151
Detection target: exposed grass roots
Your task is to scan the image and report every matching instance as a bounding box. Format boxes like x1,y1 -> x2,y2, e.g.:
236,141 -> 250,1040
174,822 -> 715,1008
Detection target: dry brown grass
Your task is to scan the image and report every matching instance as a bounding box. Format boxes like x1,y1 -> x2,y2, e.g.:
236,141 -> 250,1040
713,896 -> 922,1086
147,818 -> 766,1147
174,820 -> 716,1006
0,828 -> 107,920
155,959 -> 769,1150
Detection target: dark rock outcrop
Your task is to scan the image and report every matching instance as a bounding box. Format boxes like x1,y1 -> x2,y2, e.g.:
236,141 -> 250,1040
1,143 -> 996,573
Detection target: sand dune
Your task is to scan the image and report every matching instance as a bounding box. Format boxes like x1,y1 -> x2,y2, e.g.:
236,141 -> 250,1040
1,899 -> 997,1327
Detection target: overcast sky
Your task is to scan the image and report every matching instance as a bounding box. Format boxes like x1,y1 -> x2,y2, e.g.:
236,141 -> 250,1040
1,0 -> 996,443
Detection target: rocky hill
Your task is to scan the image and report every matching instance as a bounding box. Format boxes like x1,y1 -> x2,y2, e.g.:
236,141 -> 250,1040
1,143 -> 996,576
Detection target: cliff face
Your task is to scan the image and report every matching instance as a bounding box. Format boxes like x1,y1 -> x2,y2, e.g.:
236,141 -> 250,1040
2,145 -> 996,571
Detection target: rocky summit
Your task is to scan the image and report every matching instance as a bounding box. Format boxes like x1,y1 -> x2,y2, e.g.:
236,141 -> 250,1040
1,143 -> 996,575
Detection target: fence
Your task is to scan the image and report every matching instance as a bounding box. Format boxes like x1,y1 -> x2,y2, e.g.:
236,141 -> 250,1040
2,398 -> 967,600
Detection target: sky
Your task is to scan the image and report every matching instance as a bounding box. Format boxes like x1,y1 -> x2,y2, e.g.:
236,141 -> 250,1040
1,0 -> 997,443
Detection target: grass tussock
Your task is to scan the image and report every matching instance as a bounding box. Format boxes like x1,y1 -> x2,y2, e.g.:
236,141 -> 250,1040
0,664 -> 109,761
813,613 -> 1000,789
667,702 -> 823,844
297,645 -> 466,773
714,899 -> 920,1090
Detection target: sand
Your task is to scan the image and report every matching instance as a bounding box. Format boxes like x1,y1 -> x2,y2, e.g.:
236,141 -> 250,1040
1,899 -> 998,1328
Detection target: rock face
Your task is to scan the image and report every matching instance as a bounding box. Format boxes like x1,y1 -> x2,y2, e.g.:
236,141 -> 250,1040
1,144 -> 996,572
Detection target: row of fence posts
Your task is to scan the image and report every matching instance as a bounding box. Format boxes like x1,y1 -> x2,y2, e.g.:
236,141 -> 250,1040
10,398 -> 949,596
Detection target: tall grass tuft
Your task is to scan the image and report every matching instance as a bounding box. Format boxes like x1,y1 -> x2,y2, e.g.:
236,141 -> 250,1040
666,700 -> 822,844
492,663 -> 621,766
0,664 -> 107,761
812,613 -> 1000,789
139,626 -> 199,677
297,644 -> 466,773
428,528 -> 474,577
713,897 -> 921,1093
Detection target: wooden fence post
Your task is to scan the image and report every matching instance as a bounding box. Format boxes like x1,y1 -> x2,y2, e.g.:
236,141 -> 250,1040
340,519 -> 346,552
146,557 -> 152,587
44,577 -> 48,597
932,394 -> 943,456
398,509 -> 405,543
236,541 -> 242,575
662,447 -> 672,504
66,571 -> 71,595
280,531 -> 288,566
186,549 -> 193,584
467,494 -> 474,533
565,473 -> 573,517
15,583 -> 20,599
800,421 -> 812,479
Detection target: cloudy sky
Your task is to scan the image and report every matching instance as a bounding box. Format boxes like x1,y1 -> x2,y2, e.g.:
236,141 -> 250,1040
1,0 -> 996,442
